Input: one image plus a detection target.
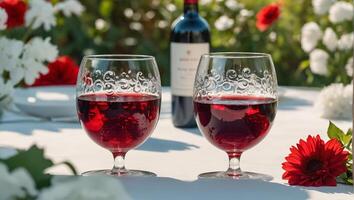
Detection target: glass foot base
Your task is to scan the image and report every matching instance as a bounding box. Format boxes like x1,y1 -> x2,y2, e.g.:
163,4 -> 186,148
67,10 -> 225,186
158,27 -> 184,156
198,171 -> 272,181
82,169 -> 156,177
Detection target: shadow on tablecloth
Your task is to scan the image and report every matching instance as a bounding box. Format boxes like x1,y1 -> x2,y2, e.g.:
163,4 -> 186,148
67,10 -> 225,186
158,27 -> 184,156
119,177 -> 313,200
137,138 -> 199,152
278,96 -> 312,111
0,121 -> 81,135
305,184 -> 353,195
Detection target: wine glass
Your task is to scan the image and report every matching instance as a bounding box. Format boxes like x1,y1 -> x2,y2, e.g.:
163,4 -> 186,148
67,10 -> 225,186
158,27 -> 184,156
193,52 -> 278,179
76,55 -> 161,176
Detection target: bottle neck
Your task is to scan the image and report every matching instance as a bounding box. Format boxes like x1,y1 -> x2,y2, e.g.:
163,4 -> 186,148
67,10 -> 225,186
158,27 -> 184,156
184,0 -> 198,14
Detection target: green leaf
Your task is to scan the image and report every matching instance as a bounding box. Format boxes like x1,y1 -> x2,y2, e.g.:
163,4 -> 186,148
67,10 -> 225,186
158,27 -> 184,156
338,171 -> 353,185
327,121 -> 346,143
299,60 -> 309,71
99,0 -> 113,18
0,145 -> 54,189
346,129 -> 352,136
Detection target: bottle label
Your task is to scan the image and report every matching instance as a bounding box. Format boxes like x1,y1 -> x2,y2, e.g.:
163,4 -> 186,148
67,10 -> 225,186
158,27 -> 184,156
171,42 -> 209,96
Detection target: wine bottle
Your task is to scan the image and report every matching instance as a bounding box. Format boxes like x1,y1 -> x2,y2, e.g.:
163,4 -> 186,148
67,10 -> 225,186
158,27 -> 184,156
170,0 -> 211,128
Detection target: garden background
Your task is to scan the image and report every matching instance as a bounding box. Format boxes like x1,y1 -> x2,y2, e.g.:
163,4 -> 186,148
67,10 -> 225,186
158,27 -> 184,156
36,0 -> 353,86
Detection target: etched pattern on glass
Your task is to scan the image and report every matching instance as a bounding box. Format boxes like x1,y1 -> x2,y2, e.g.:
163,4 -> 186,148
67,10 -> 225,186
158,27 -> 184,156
194,68 -> 277,99
79,69 -> 160,96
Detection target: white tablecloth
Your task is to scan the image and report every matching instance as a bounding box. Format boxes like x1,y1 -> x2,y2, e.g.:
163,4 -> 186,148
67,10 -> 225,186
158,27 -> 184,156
0,87 -> 352,199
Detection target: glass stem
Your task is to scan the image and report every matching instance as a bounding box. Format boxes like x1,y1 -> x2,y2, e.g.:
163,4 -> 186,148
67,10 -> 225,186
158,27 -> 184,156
112,153 -> 126,175
226,153 -> 242,176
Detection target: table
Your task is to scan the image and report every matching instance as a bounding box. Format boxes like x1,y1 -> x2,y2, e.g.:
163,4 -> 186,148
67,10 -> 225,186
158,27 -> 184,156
0,87 -> 352,200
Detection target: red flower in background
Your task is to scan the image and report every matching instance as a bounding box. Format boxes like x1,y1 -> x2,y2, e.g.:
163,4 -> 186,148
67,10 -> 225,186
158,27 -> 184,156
282,135 -> 348,187
32,56 -> 79,87
0,0 -> 27,28
256,3 -> 280,31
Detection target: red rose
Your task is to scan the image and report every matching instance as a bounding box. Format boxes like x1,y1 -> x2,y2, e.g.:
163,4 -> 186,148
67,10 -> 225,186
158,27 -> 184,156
32,56 -> 79,87
256,3 -> 281,32
0,0 -> 27,28
282,135 -> 349,187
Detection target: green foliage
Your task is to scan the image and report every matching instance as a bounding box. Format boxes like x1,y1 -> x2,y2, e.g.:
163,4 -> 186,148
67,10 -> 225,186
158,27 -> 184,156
0,145 -> 77,190
0,146 -> 54,189
327,122 -> 353,185
48,0 -> 351,86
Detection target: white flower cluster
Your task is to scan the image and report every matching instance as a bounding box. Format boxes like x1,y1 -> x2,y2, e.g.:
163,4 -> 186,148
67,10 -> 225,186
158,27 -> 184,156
302,1 -> 353,76
214,0 -> 251,31
316,83 -> 353,119
26,0 -> 56,31
0,37 -> 58,98
26,0 -> 84,31
225,0 -> 240,11
215,15 -> 234,31
0,0 -> 84,100
309,49 -> 329,75
301,22 -> 323,53
200,0 -> 213,5
38,176 -> 131,200
322,27 -> 337,51
345,57 -> 353,77
337,32 -> 354,51
54,0 -> 85,17
329,1 -> 354,24
312,0 -> 335,15
0,163 -> 37,200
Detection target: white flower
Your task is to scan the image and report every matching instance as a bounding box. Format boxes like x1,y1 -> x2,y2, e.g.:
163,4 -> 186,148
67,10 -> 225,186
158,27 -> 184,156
38,176 -> 131,200
225,0 -> 240,10
239,9 -> 254,17
54,0 -> 85,17
0,163 -> 37,200
0,38 -> 24,60
0,54 -> 18,74
329,1 -> 354,24
21,58 -> 48,85
322,27 -> 337,51
309,49 -> 329,75
166,3 -> 177,12
345,57 -> 353,77
215,15 -> 234,31
316,83 -> 353,119
95,19 -> 107,30
312,0 -> 335,15
129,22 -> 143,31
269,32 -> 277,42
337,32 -> 354,50
124,8 -> 134,18
23,37 -> 58,63
9,64 -> 25,84
301,22 -> 322,52
0,38 -> 24,73
25,0 -> 56,31
83,48 -> 95,56
0,8 -> 8,30
20,37 -> 58,85
0,77 -> 14,98
200,0 -> 212,5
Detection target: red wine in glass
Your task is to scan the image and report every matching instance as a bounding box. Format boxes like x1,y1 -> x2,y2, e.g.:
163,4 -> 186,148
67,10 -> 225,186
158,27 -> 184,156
77,54 -> 161,177
194,96 -> 277,156
77,93 -> 160,155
